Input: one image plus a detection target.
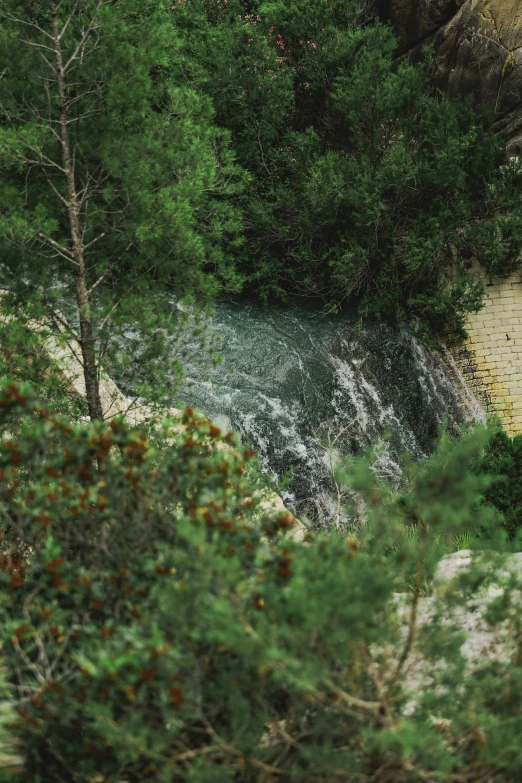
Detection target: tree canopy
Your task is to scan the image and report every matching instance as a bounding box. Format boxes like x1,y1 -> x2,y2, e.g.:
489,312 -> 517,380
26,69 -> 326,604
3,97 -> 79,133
1,0 -> 521,398
0,0 -> 245,419
2,5 -> 522,779
174,0 -> 522,334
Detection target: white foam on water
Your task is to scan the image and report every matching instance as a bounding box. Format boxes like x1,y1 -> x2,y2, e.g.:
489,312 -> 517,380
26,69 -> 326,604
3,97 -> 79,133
406,333 -> 484,425
331,355 -> 371,433
330,351 -> 419,457
116,298 -> 484,527
440,344 -> 486,423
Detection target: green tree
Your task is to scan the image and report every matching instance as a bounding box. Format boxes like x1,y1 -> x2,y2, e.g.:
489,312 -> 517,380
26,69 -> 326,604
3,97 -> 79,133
175,0 -> 522,334
0,0 -> 245,421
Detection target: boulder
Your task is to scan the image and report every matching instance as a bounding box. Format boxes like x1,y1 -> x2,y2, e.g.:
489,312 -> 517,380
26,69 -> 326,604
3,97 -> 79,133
388,0 -> 522,157
431,0 -> 522,156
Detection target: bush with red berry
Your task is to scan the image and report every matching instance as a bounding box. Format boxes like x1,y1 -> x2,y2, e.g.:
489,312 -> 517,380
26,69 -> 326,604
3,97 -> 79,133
2,382 -> 522,783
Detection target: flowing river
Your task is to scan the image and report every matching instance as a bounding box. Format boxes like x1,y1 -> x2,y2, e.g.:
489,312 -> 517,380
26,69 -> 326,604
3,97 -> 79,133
169,299 -> 483,527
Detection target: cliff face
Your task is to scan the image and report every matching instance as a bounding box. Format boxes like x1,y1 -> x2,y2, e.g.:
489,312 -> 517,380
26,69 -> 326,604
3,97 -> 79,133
385,0 -> 522,157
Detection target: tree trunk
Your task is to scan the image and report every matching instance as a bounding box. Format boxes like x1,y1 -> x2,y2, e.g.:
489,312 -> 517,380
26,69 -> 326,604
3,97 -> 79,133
50,0 -> 104,422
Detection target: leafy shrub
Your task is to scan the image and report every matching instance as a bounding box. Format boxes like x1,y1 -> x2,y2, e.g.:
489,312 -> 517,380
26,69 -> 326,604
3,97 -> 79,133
0,381 -> 311,781
1,383 -> 522,782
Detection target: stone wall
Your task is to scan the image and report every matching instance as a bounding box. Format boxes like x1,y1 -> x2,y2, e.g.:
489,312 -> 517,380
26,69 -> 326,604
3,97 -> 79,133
450,262 -> 522,435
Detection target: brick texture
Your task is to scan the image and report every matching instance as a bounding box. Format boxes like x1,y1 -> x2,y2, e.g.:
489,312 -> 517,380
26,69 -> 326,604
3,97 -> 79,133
450,263 -> 522,435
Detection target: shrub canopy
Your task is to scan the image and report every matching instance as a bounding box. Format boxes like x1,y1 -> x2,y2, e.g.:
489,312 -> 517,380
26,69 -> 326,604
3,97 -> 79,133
2,383 -> 522,782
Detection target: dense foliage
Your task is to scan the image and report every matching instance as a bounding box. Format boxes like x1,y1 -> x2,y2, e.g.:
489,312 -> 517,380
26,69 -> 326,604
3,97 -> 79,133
172,0 -> 522,335
2,3 -> 522,780
0,0 -> 246,297
0,0 -> 246,418
479,426 -> 522,539
3,383 -> 522,782
1,0 -> 521,381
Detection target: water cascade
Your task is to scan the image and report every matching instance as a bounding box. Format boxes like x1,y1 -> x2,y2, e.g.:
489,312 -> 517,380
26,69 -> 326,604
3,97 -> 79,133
172,300 -> 483,526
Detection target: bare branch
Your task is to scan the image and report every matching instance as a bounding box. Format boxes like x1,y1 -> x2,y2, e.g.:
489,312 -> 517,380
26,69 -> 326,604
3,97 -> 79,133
40,169 -> 69,206
22,595 -> 52,678
17,144 -> 68,174
83,231 -> 106,252
87,240 -> 133,295
56,0 -> 80,41
46,310 -> 82,350
77,166 -> 111,209
384,579 -> 420,700
11,636 -> 47,687
48,630 -> 74,676
66,79 -> 111,108
65,109 -> 100,124
36,232 -> 77,264
0,10 -> 54,41
322,678 -> 382,712
17,35 -> 56,55
63,0 -> 104,73
97,291 -> 131,333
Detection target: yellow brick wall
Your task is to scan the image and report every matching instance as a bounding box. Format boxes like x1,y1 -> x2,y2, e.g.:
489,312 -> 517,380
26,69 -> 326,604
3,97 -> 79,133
450,263 -> 522,435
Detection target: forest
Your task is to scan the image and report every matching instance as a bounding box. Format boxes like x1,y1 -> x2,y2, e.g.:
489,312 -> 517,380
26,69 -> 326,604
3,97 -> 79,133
1,1 -> 522,781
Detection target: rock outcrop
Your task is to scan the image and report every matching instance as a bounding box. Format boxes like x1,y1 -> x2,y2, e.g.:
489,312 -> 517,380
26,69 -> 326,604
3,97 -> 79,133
384,0 -> 522,157
391,548 -> 522,714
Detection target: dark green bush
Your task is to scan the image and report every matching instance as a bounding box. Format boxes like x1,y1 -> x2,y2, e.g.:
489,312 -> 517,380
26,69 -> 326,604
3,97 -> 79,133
479,426 -> 522,539
2,383 -> 522,782
173,0 -> 522,335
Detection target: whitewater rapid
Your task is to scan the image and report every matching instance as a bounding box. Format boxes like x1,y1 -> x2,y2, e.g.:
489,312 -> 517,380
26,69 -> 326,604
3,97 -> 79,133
169,300 -> 483,526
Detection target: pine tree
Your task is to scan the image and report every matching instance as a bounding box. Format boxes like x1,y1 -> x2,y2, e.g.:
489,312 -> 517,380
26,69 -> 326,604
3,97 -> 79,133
0,0 -> 245,420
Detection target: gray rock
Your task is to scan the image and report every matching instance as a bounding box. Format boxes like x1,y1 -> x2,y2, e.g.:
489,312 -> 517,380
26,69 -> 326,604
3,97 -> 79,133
433,547 -> 474,584
388,0 -> 522,157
